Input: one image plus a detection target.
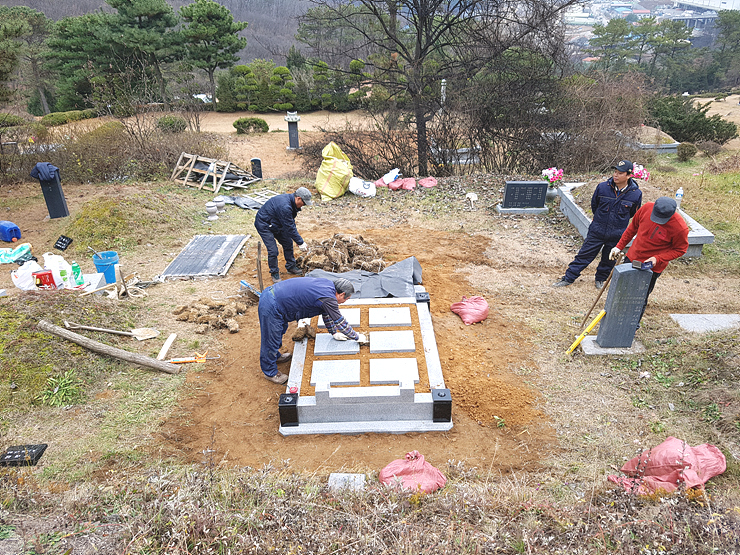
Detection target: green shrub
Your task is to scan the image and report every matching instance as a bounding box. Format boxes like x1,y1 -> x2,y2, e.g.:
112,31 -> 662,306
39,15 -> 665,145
677,142 -> 698,162
81,108 -> 98,120
0,114 -> 28,128
233,117 -> 269,134
156,115 -> 188,133
648,96 -> 738,145
41,112 -> 71,126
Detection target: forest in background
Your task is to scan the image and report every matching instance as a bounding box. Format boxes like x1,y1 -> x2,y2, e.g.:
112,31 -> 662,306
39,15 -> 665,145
0,0 -> 309,63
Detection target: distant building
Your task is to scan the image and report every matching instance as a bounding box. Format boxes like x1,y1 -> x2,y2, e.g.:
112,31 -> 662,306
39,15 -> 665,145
674,0 -> 740,9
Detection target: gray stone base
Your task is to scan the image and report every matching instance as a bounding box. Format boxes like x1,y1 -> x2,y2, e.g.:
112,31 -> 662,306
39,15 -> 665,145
670,313 -> 740,333
495,205 -> 548,215
580,336 -> 646,355
328,473 -> 366,491
280,419 -> 454,436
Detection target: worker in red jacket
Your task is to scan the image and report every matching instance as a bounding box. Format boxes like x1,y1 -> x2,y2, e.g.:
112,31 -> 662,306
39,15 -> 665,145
610,196 -> 689,323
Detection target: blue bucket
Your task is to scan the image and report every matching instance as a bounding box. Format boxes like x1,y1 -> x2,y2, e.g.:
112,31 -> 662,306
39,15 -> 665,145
93,250 -> 119,284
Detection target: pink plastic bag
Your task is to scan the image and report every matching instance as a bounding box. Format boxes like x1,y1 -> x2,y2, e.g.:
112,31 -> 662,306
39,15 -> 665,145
607,437 -> 726,494
399,178 -> 416,191
450,296 -> 489,325
375,177 -> 388,188
379,451 -> 446,493
418,177 -> 438,188
388,179 -> 403,191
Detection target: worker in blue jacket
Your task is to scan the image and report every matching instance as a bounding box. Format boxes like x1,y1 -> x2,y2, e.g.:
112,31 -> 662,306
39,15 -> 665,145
258,277 -> 367,384
553,160 -> 643,290
254,187 -> 313,283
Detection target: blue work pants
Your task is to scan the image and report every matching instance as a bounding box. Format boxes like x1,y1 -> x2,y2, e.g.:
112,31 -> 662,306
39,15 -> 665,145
564,233 -> 618,283
255,220 -> 297,275
258,286 -> 289,377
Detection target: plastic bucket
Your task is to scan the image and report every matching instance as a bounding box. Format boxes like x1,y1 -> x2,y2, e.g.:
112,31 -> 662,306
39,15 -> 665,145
93,250 -> 119,284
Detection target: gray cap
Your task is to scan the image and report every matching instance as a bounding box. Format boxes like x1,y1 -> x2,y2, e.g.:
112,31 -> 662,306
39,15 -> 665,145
332,278 -> 354,297
295,187 -> 313,206
650,196 -> 677,225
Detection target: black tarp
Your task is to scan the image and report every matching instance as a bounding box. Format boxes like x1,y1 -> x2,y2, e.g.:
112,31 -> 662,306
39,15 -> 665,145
307,256 -> 422,298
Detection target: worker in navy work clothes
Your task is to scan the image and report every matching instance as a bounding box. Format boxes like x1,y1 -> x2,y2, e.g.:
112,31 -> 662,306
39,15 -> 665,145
258,277 -> 367,385
552,160 -> 643,290
254,187 -> 313,283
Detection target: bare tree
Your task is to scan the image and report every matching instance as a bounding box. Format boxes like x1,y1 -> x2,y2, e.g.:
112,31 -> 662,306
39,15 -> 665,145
301,0 -> 583,176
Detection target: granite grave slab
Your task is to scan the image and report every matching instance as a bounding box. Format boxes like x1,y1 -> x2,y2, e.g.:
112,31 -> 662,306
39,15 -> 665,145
314,333 -> 360,356
369,330 -> 416,353
311,360 -> 361,386
670,313 -> 740,333
318,308 -> 361,329
369,358 -> 419,384
369,307 -> 412,327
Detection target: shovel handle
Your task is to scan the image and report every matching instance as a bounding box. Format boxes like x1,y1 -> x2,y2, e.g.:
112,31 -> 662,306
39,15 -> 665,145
64,321 -> 134,336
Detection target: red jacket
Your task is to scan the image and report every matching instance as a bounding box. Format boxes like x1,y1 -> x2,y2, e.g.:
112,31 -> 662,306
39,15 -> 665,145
616,202 -> 689,273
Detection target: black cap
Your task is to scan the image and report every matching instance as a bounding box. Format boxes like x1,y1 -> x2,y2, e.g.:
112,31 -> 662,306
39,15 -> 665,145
612,160 -> 633,174
650,196 -> 677,225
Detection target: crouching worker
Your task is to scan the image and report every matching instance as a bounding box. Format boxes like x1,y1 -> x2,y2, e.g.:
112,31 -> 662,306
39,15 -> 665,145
258,277 -> 367,384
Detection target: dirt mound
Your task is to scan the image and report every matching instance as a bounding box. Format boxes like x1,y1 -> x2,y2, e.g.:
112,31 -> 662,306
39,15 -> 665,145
173,297 -> 251,333
298,233 -> 387,273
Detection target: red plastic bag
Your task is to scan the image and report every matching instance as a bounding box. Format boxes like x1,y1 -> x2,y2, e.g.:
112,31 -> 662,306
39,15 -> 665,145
399,178 -> 416,190
375,177 -> 388,188
418,177 -> 438,188
379,451 -> 446,493
607,437 -> 726,494
450,296 -> 489,325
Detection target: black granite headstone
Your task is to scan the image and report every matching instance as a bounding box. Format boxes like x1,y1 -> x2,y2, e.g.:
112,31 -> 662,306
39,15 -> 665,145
502,181 -> 548,209
287,121 -> 300,149
596,264 -> 652,348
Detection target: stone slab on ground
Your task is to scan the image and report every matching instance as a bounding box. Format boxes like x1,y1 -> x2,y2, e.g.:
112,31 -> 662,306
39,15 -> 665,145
311,359 -> 361,386
370,330 -> 415,353
581,336 -> 646,355
328,473 -> 366,491
314,333 -> 360,356
670,313 -> 740,333
495,206 -> 548,215
369,306 -> 412,327
318,308 -> 361,329
369,358 -> 419,384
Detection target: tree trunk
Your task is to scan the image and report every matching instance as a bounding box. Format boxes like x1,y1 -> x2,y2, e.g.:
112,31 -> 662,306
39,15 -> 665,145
415,96 -> 428,177
37,320 -> 180,375
208,68 -> 216,103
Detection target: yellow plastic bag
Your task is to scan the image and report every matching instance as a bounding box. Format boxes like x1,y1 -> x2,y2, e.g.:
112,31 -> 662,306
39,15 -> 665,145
315,142 -> 353,201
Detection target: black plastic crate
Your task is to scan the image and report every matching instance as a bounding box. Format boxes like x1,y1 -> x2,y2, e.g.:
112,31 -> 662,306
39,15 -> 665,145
0,444 -> 48,466
54,235 -> 73,251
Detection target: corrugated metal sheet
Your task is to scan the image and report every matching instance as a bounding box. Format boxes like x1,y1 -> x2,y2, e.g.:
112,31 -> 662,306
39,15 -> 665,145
159,234 -> 249,279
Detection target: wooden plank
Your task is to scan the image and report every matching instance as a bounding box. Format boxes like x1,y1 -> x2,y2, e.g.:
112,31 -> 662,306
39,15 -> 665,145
215,161 -> 231,195
182,154 -> 198,186
170,152 -> 186,180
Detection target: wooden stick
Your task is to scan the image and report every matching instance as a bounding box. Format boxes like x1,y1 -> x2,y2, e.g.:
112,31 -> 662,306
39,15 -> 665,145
580,253 -> 624,330
257,242 -> 264,292
78,282 -> 117,297
118,266 -> 130,297
38,320 -> 179,375
157,333 -> 177,361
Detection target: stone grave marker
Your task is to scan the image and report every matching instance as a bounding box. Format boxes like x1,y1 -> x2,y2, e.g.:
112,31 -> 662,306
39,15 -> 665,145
596,264 -> 652,348
496,181 -> 549,215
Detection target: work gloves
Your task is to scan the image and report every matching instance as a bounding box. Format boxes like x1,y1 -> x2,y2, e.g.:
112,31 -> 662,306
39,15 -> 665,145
299,242 -> 308,252
333,332 -> 369,344
609,247 -> 622,261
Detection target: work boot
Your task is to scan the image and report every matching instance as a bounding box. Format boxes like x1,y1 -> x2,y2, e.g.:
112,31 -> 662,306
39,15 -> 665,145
277,352 -> 292,363
551,279 -> 573,288
595,281 -> 604,290
286,266 -> 303,276
271,272 -> 281,282
264,371 -> 288,385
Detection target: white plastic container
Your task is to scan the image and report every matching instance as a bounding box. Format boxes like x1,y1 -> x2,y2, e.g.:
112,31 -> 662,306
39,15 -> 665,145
675,187 -> 683,209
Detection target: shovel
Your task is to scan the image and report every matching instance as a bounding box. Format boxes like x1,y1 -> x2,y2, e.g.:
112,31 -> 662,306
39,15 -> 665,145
63,320 -> 160,341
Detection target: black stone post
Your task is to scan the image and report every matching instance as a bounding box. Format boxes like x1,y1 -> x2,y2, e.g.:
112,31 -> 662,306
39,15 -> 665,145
250,158 -> 262,179
32,163 -> 69,219
432,388 -> 452,422
285,111 -> 301,150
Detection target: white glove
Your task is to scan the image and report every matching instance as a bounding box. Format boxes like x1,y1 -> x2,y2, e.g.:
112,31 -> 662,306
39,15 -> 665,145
356,333 -> 368,345
332,332 -> 348,341
299,242 -> 308,252
609,247 -> 622,261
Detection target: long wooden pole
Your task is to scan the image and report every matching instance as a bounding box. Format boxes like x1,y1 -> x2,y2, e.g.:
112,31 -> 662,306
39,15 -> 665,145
580,253 -> 624,329
37,320 -> 180,375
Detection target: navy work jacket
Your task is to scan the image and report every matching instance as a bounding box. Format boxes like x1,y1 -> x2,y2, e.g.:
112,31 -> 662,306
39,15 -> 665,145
254,193 -> 303,245
588,177 -> 643,242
